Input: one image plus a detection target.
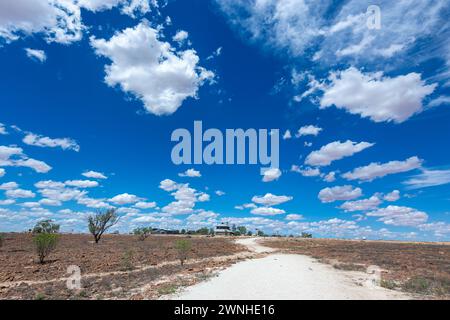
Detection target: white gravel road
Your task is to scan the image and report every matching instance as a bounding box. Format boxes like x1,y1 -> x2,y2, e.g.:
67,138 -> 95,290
168,238 -> 410,300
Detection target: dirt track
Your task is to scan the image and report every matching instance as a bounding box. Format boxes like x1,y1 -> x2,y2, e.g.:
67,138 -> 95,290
166,238 -> 410,300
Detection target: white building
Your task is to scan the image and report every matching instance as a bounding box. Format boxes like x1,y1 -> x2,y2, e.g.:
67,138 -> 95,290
214,223 -> 233,235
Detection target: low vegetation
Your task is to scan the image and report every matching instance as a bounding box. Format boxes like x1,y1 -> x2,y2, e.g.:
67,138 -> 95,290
32,220 -> 60,264
0,233 -> 4,248
34,233 -> 59,264
175,239 -> 192,266
133,227 -> 152,241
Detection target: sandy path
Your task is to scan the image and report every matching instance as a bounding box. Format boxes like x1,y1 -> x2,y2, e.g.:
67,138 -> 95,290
168,238 -> 410,300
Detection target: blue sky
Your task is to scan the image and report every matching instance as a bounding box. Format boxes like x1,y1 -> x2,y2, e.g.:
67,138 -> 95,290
0,0 -> 449,240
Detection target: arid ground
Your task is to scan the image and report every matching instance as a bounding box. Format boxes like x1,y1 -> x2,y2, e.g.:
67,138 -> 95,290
1,234 -> 449,300
262,238 -> 450,298
0,233 -> 248,299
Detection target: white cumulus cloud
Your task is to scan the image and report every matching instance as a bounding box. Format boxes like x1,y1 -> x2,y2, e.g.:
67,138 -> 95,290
305,140 -> 374,167
343,156 -> 423,182
318,185 -> 362,203
90,22 -> 214,116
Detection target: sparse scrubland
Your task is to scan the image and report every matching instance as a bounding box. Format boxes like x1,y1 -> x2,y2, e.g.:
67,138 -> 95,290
262,238 -> 450,298
0,233 -> 246,299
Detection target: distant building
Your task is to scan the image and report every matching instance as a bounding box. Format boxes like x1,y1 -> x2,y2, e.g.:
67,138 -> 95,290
214,223 -> 234,236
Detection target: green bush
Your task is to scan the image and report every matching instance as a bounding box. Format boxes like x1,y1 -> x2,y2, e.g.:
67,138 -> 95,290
121,250 -> 135,271
133,227 -> 152,241
33,220 -> 60,234
0,233 -> 4,248
175,239 -> 192,266
34,233 -> 59,264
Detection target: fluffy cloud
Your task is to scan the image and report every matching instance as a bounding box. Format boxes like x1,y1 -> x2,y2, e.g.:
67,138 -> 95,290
39,198 -> 62,207
318,185 -> 362,203
418,222 -> 450,238
262,168 -> 281,182
319,68 -> 437,123
134,201 -> 157,209
82,170 -> 107,179
64,180 -> 99,188
0,199 -> 15,205
291,165 -> 321,177
39,187 -> 86,202
172,30 -> 189,44
109,193 -> 142,205
90,22 -> 214,116
23,133 -> 80,151
25,48 -> 46,62
0,0 -> 159,44
0,145 -> 52,173
77,196 -> 113,209
215,190 -> 225,196
367,206 -> 428,227
0,0 -> 83,44
0,182 -> 19,190
305,140 -> 374,167
323,171 -> 336,183
343,156 -> 423,182
160,179 -> 209,215
17,159 -> 52,173
178,168 -> 201,178
251,207 -> 285,216
384,190 -> 400,202
339,195 -> 382,212
296,125 -> 322,137
78,0 -> 157,17
251,193 -> 292,206
403,169 -> 450,189
285,214 -> 304,221
34,180 -> 66,189
6,188 -> 36,199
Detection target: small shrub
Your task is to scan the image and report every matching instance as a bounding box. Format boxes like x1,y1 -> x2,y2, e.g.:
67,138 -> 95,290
34,233 -> 59,264
35,293 -> 46,300
0,233 -> 4,248
175,239 -> 192,266
133,227 -> 152,241
402,276 -> 432,294
33,220 -> 60,234
380,279 -> 397,290
158,283 -> 178,295
121,250 -> 135,271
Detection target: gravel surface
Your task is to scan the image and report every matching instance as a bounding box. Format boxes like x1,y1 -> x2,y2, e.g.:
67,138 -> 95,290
169,238 -> 410,300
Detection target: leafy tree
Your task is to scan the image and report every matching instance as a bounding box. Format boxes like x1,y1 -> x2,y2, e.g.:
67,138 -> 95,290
247,230 -> 253,236
231,224 -> 237,233
133,227 -> 152,241
32,220 -> 60,234
180,229 -> 186,234
88,209 -> 119,244
256,230 -> 265,237
175,239 -> 192,266
301,232 -> 313,238
196,227 -> 209,235
237,226 -> 247,236
34,233 -> 58,264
